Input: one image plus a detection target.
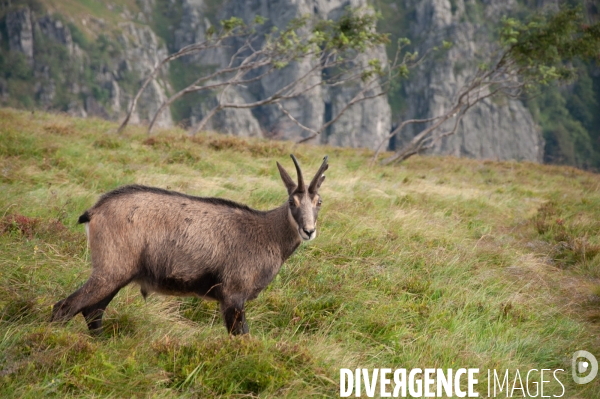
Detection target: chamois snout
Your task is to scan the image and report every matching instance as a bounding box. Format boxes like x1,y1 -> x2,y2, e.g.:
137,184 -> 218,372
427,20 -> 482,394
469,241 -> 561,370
302,228 -> 315,239
294,194 -> 318,241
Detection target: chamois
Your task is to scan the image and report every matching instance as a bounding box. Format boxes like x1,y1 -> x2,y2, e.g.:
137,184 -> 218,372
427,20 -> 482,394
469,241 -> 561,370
51,154 -> 328,335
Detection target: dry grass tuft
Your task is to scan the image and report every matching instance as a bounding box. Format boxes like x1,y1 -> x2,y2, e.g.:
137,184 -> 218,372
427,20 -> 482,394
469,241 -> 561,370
43,123 -> 76,136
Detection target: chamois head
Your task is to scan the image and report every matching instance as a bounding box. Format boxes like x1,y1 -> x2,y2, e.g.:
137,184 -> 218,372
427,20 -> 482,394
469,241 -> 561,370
277,154 -> 328,241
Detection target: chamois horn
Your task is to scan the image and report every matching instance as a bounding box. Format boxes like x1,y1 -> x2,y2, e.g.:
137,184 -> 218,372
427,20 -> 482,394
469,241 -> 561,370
309,156 -> 329,194
290,154 -> 305,192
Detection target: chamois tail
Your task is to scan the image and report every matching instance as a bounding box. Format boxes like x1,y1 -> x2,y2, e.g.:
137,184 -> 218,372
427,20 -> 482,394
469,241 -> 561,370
78,211 -> 90,224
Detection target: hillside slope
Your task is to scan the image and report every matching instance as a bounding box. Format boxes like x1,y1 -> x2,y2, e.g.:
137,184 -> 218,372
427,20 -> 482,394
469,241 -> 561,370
0,108 -> 599,397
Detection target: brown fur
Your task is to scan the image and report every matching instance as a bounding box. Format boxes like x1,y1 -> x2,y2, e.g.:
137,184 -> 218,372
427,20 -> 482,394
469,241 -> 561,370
51,155 -> 328,335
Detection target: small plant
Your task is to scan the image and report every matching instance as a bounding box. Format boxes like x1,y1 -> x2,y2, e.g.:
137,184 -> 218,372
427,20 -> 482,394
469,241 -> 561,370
1,214 -> 40,239
532,202 -> 600,268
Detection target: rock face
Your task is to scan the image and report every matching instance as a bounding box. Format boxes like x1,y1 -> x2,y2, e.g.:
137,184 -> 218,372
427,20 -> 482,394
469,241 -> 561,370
37,15 -> 73,54
6,7 -> 34,66
394,0 -> 544,162
326,47 -> 391,149
173,0 -> 209,55
192,88 -> 263,137
115,22 -> 173,127
1,6 -> 172,126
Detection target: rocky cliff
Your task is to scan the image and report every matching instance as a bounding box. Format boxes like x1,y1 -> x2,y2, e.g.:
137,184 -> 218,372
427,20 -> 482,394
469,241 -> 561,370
1,3 -> 172,126
0,0 -> 557,162
391,0 -> 544,162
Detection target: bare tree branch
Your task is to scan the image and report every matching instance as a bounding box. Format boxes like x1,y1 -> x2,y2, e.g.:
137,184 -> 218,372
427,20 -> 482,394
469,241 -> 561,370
276,102 -> 320,138
117,35 -> 231,134
369,115 -> 444,166
377,65 -> 525,166
119,9 -> 407,140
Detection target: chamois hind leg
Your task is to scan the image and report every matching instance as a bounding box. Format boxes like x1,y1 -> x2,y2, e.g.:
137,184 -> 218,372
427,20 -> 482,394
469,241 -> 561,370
81,287 -> 121,334
220,297 -> 249,336
51,273 -> 131,327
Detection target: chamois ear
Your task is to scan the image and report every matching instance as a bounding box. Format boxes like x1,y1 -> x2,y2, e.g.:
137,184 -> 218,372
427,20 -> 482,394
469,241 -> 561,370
277,161 -> 297,195
308,155 -> 329,194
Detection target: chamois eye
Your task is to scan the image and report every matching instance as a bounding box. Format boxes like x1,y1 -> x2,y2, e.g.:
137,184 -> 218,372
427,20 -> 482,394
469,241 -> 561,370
289,198 -> 295,207
317,199 -> 322,206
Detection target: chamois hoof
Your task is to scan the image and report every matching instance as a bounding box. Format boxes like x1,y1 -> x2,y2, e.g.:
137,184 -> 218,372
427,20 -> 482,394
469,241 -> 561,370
50,299 -> 70,322
87,326 -> 104,337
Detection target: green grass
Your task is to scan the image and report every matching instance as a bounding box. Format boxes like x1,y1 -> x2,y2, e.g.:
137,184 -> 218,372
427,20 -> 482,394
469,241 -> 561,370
1,108 -> 599,397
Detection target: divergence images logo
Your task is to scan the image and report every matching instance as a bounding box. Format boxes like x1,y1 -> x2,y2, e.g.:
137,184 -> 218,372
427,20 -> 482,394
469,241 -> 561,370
572,350 -> 598,385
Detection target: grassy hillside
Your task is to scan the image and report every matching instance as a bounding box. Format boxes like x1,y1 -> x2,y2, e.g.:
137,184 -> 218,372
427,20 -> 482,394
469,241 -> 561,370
1,108 -> 599,398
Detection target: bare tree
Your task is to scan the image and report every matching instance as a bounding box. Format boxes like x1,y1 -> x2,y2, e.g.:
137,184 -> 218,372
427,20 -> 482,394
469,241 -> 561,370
372,52 -> 522,165
372,6 -> 600,165
118,10 -> 407,138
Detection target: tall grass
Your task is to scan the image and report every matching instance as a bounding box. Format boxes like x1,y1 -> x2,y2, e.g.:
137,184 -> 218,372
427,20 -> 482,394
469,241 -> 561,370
0,108 -> 599,397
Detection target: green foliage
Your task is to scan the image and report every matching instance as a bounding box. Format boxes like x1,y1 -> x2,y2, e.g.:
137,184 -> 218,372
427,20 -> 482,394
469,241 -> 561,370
361,58 -> 384,81
566,69 -> 598,132
310,7 -> 389,53
500,6 -> 600,84
167,59 -> 215,127
373,0 -> 411,53
220,16 -> 245,32
527,74 -> 599,169
67,22 -> 89,49
253,15 -> 266,25
0,52 -> 33,81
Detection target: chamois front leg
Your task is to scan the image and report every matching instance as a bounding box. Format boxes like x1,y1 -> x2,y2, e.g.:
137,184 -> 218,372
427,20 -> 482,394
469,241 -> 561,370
81,287 -> 121,334
220,296 -> 249,335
